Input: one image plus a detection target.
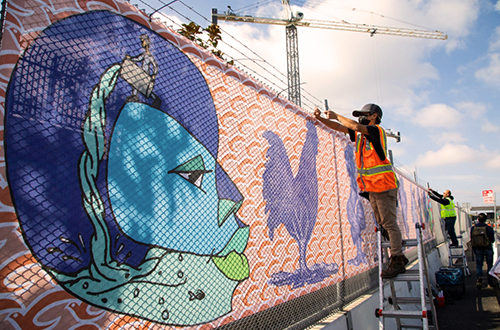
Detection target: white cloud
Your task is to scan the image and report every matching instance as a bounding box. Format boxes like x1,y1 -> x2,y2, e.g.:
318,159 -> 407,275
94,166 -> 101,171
485,153 -> 500,169
413,104 -> 462,128
496,1 -> 500,12
415,143 -> 480,167
490,26 -> 500,52
475,53 -> 500,86
416,143 -> 500,170
455,101 -> 487,119
482,121 -> 500,132
431,131 -> 467,144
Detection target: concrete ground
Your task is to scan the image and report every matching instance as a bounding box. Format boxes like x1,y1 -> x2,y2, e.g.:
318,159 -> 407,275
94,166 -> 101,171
436,244 -> 500,330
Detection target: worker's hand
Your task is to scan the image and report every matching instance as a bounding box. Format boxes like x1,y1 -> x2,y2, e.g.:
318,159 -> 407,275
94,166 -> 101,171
313,107 -> 321,119
325,111 -> 338,120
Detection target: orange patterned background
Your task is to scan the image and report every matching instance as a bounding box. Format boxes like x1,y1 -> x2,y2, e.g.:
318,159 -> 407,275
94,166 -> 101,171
0,0 -> 434,328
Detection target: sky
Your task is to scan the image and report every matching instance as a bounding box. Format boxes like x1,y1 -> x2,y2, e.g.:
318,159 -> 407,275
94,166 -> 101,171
137,0 -> 500,210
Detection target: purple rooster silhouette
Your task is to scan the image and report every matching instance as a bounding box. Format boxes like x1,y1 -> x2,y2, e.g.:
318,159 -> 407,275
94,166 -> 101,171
344,142 -> 368,266
263,120 -> 338,289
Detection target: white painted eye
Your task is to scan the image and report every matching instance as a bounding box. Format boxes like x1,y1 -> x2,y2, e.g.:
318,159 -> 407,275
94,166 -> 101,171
168,155 -> 212,192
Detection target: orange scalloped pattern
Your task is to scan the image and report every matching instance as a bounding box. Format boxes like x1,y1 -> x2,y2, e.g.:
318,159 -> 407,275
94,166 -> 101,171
0,0 -> 435,328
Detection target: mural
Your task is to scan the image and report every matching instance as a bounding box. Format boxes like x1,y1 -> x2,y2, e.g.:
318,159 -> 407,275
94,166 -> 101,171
4,10 -> 249,326
0,0 -> 438,328
397,174 -> 410,239
263,120 -> 338,289
344,142 -> 368,266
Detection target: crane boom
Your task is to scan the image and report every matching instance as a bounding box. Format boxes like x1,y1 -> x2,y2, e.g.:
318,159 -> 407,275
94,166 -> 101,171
213,14 -> 448,40
212,7 -> 447,107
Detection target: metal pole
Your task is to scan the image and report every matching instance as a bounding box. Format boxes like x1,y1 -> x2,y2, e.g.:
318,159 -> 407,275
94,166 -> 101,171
0,0 -> 8,47
286,24 -> 301,106
495,192 -> 497,225
495,192 -> 498,249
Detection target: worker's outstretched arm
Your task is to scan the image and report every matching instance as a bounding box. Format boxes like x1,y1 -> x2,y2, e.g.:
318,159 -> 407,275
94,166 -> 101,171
314,108 -> 369,135
313,108 -> 349,133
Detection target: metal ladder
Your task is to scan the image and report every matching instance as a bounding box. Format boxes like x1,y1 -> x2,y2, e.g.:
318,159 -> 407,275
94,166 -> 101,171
449,235 -> 471,276
375,223 -> 439,330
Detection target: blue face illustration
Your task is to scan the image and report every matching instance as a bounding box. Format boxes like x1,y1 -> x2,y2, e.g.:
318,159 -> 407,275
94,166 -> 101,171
108,103 -> 239,254
4,10 -> 249,326
5,10 -> 244,273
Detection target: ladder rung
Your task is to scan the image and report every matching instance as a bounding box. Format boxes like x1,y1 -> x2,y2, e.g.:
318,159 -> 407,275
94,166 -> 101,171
400,325 -> 436,329
400,325 -> 423,329
381,239 -> 418,248
384,270 -> 424,282
390,297 -> 431,305
449,245 -> 463,249
379,310 -> 426,319
401,323 -> 437,329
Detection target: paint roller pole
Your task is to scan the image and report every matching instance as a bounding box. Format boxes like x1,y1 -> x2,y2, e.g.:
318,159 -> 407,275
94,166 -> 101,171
495,192 -> 498,251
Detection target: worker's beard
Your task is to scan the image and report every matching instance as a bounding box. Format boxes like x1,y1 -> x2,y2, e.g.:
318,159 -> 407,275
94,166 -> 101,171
358,116 -> 370,125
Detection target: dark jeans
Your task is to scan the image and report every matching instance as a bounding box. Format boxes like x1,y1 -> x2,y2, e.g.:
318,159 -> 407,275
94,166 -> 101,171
475,247 -> 494,282
444,217 -> 458,245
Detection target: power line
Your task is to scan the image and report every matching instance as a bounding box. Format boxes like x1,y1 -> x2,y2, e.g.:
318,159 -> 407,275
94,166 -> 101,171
290,0 -> 442,31
232,1 -> 277,14
146,0 -> 324,111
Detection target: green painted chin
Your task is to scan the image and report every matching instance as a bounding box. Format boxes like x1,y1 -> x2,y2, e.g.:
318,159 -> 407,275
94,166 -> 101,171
52,246 -> 249,325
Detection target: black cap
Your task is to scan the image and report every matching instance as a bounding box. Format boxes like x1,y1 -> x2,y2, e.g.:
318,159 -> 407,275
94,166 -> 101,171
352,103 -> 383,119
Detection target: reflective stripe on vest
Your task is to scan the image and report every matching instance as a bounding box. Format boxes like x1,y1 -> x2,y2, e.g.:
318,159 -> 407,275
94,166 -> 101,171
357,164 -> 395,176
440,197 -> 456,218
355,126 -> 399,193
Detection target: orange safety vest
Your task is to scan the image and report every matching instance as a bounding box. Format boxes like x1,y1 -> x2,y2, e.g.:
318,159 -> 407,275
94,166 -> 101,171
355,125 -> 399,193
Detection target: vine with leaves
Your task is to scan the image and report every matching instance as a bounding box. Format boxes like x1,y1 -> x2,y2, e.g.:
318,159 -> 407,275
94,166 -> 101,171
178,22 -> 233,65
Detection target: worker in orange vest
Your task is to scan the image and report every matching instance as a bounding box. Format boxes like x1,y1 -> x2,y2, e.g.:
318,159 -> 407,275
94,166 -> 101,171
314,104 -> 406,278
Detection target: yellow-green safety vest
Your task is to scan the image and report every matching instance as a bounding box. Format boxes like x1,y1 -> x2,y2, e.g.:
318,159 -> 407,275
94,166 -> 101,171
440,197 -> 456,218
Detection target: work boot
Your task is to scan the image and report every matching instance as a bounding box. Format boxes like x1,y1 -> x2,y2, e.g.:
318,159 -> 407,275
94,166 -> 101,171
476,277 -> 483,290
381,255 -> 406,279
402,254 -> 409,266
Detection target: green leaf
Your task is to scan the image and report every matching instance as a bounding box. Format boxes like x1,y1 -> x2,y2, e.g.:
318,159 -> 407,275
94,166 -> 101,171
213,251 -> 249,281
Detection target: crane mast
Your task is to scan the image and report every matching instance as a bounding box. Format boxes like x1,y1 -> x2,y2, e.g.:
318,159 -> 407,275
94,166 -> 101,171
212,2 -> 447,107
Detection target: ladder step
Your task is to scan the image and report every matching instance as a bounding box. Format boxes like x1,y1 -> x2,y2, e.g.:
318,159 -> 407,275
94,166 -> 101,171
381,239 -> 418,248
401,325 -> 437,329
401,322 -> 437,329
384,270 -> 424,282
401,325 -> 424,329
449,245 -> 463,249
379,310 -> 426,319
390,296 -> 431,305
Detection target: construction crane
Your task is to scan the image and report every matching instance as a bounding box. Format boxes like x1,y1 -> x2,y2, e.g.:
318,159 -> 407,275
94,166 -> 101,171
212,1 -> 447,107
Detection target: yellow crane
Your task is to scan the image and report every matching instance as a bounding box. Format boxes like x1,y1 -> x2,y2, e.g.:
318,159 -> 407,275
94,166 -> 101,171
212,1 -> 447,107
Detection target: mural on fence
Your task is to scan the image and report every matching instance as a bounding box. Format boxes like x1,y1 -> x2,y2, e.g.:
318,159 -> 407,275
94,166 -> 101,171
0,0 -> 434,328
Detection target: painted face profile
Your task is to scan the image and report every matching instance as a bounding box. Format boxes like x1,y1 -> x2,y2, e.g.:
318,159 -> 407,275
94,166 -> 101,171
4,10 -> 249,325
108,102 -> 241,255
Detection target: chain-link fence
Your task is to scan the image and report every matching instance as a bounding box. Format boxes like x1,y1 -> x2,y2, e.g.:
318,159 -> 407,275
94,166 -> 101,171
0,1 -> 448,329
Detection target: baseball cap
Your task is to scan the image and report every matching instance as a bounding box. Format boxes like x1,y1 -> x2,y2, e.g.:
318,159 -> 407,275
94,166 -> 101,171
352,103 -> 383,119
